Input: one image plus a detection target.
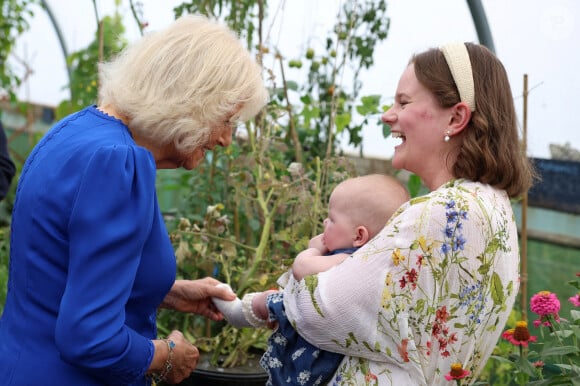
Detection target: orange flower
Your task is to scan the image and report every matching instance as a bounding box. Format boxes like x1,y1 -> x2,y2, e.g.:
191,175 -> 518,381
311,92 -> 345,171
444,362 -> 470,381
502,321 -> 537,346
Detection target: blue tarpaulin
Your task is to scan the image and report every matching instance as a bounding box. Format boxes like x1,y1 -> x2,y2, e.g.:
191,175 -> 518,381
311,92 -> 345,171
528,158 -> 580,215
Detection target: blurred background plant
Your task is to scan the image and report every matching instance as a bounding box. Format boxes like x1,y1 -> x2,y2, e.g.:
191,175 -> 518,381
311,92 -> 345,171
0,0 -> 396,369
0,0 -> 38,102
158,123 -> 357,367
1,0 -> 579,379
153,0 -> 392,367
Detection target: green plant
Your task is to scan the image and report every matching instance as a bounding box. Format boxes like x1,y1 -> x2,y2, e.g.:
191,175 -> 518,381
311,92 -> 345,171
0,0 -> 39,101
150,0 -> 395,369
0,0 -> 396,370
174,0 -> 390,163
158,114 -> 357,367
484,273 -> 580,385
55,7 -> 127,119
0,225 -> 10,314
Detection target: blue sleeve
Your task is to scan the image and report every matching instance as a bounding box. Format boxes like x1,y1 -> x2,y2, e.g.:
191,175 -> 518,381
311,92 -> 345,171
54,145 -> 156,384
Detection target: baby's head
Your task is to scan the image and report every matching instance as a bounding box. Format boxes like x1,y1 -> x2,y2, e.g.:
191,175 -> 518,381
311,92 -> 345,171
322,174 -> 410,251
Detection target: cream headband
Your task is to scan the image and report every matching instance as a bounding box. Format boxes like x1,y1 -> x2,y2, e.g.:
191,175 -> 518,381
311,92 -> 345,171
440,42 -> 476,112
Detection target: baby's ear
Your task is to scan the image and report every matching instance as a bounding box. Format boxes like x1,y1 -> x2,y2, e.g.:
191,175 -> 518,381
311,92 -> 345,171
353,226 -> 370,247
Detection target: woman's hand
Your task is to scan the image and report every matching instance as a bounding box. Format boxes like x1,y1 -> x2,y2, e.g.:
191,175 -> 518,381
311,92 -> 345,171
163,330 -> 199,384
160,277 -> 237,320
151,330 -> 199,384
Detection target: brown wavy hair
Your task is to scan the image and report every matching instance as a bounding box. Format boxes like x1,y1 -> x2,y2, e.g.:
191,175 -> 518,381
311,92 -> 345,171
411,43 -> 537,198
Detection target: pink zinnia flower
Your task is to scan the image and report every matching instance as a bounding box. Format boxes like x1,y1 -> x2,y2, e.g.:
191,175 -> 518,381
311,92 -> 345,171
530,291 -> 561,327
569,294 -> 580,307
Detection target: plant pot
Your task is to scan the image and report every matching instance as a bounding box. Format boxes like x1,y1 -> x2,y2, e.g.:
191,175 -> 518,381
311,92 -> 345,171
170,353 -> 268,386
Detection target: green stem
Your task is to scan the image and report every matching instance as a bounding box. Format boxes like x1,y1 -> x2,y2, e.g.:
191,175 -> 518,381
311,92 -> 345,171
177,230 -> 257,252
238,187 -> 277,294
310,157 -> 322,236
546,314 -> 574,371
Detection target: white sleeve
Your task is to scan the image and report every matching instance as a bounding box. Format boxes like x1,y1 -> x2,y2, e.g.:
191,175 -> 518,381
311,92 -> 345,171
282,200 -> 417,362
283,182 -> 520,382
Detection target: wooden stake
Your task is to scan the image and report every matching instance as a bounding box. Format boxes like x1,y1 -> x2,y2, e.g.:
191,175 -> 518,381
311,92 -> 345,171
520,74 -> 529,320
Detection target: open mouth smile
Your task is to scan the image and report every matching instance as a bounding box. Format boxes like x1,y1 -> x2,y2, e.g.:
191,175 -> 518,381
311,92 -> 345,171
391,131 -> 406,145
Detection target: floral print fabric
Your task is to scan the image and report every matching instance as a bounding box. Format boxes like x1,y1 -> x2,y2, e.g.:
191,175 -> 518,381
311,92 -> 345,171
260,292 -> 343,385
282,180 -> 520,385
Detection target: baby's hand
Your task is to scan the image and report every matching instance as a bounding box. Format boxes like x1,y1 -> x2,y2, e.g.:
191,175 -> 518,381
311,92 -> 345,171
211,283 -> 268,328
211,283 -> 240,318
308,234 -> 327,253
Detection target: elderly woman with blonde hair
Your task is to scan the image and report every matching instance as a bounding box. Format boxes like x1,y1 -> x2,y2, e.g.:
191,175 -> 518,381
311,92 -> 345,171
0,15 -> 267,386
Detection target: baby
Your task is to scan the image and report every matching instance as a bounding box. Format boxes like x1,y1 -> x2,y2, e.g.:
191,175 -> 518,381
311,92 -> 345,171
214,174 -> 410,385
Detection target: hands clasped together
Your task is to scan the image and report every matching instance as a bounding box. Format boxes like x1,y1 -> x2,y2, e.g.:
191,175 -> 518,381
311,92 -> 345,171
150,277 -> 237,384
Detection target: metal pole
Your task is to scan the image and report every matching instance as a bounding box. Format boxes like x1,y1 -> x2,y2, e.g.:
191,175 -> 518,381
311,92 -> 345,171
39,0 -> 72,95
466,0 -> 496,53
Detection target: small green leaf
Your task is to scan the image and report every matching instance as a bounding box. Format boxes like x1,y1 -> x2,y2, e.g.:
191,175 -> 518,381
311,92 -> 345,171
490,272 -> 505,306
335,113 -> 351,133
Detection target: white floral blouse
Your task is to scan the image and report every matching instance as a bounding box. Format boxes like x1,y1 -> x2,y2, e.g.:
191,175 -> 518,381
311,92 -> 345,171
282,179 -> 520,385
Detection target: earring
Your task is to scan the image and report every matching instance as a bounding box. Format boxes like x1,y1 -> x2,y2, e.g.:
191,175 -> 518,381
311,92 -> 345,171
444,131 -> 451,142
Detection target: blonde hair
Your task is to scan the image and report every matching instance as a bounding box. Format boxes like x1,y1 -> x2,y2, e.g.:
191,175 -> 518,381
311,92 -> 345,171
98,14 -> 268,153
334,174 -> 410,237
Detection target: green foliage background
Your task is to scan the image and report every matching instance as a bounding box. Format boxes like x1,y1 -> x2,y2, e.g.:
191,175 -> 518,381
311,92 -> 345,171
1,0 -> 578,382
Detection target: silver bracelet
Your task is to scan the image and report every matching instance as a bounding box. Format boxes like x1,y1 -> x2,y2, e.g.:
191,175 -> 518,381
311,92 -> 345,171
153,339 -> 175,383
241,292 -> 268,328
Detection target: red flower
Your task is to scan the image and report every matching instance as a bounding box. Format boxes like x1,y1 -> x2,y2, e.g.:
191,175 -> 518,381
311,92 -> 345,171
397,338 -> 410,362
431,306 -> 456,357
532,360 -> 545,368
436,306 -> 449,323
405,268 -> 418,289
530,291 -> 561,327
399,276 -> 407,289
444,363 -> 470,381
364,372 -> 378,382
502,321 -> 537,346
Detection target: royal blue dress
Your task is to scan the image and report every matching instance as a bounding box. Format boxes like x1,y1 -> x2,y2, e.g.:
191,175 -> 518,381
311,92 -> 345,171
0,106 -> 177,385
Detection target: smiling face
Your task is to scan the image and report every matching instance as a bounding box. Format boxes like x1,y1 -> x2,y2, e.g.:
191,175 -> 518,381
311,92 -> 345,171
171,123 -> 233,170
381,63 -> 455,190
155,111 -> 238,170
